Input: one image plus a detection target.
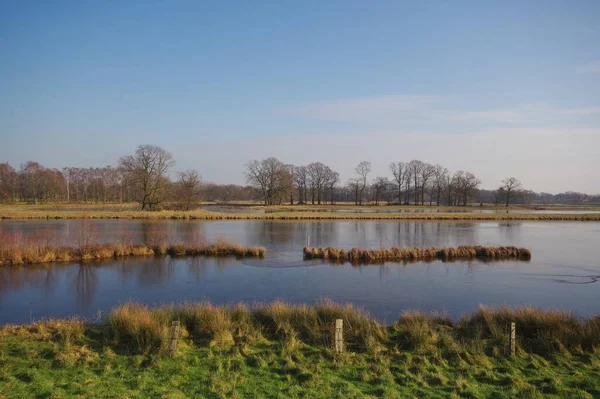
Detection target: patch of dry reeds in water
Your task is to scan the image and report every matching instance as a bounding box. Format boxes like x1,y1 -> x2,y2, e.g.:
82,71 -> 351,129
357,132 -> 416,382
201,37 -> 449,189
0,223 -> 265,266
303,245 -> 531,263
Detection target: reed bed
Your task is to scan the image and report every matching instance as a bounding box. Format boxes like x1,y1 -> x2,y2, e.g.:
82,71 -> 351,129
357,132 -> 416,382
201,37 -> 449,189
303,245 -> 531,263
0,232 -> 265,266
1,207 -> 600,221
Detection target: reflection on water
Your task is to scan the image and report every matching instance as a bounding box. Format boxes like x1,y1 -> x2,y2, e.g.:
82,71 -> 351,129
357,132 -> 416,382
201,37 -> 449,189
0,220 -> 599,324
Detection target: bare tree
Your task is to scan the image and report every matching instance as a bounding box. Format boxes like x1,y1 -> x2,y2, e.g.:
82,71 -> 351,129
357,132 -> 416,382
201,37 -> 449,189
325,169 -> 339,204
389,161 -> 407,205
431,165 -> 448,206
177,170 -> 202,210
307,162 -> 329,204
419,163 -> 435,205
408,160 -> 424,205
347,178 -> 361,205
119,145 -> 175,210
454,171 -> 481,206
285,165 -> 296,205
245,157 -> 287,205
355,161 -> 371,205
0,163 -> 18,202
293,166 -> 308,204
372,176 -> 390,205
500,177 -> 523,207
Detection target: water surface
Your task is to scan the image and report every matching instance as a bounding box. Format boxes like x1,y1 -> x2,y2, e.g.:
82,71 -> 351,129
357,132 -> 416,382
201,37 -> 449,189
1,220 -> 598,324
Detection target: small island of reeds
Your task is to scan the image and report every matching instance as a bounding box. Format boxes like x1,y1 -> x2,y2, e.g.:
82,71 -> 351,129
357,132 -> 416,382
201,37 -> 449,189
0,233 -> 265,267
303,245 -> 532,263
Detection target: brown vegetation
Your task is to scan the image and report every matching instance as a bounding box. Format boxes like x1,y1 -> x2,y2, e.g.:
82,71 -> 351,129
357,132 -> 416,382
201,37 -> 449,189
0,231 -> 265,266
1,206 -> 600,220
303,245 -> 532,263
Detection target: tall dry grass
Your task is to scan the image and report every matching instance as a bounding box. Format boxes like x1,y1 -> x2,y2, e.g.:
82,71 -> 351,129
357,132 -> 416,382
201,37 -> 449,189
102,301 -> 600,356
0,231 -> 265,266
5,301 -> 598,357
303,245 -> 531,263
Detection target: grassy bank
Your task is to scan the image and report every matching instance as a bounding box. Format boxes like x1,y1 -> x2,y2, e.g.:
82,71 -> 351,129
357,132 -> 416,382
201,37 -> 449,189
1,301 -> 598,398
254,203 -> 600,212
303,245 -> 532,263
1,207 -> 599,221
0,236 -> 266,266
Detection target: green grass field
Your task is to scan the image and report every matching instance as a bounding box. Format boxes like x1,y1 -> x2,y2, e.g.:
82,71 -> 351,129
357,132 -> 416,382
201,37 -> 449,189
1,301 -> 599,398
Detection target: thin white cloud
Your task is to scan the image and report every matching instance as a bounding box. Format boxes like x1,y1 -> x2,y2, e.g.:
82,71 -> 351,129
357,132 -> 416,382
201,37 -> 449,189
450,110 -> 529,123
291,95 -> 444,122
290,95 -> 600,127
575,60 -> 600,74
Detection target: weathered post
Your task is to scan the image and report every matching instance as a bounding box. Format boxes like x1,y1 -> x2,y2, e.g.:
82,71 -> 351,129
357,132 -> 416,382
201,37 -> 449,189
509,321 -> 516,356
306,234 -> 310,248
335,319 -> 344,354
168,321 -> 180,357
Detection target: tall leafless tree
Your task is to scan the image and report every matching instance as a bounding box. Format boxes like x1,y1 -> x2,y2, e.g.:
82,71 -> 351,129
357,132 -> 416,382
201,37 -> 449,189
389,161 -> 407,205
293,165 -> 308,204
419,163 -> 435,205
245,157 -> 287,205
355,161 -> 371,205
307,162 -> 329,205
325,169 -> 339,204
408,160 -> 424,205
119,145 -> 175,210
177,170 -> 202,210
500,177 -> 523,207
432,165 -> 448,206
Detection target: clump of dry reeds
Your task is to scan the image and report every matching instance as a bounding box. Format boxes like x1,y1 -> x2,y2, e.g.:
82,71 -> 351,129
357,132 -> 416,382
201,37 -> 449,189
164,239 -> 266,257
303,245 -> 531,263
0,231 -> 265,266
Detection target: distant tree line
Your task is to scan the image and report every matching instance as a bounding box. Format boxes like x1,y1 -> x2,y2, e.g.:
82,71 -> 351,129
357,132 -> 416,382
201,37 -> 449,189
1,145 -> 598,209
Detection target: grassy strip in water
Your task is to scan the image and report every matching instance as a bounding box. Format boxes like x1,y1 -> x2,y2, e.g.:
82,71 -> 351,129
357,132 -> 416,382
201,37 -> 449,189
1,208 -> 600,220
303,245 -> 532,263
0,240 -> 266,266
1,301 -> 599,398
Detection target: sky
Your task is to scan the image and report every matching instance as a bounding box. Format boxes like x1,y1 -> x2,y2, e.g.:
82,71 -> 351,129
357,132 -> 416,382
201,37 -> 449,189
1,0 -> 599,193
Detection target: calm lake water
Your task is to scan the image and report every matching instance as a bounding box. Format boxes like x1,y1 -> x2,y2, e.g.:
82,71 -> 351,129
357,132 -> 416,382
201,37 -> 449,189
1,220 -> 599,325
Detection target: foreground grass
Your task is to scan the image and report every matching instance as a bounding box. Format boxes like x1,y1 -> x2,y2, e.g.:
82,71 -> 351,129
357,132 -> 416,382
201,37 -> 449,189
1,302 -> 599,398
1,207 -> 599,221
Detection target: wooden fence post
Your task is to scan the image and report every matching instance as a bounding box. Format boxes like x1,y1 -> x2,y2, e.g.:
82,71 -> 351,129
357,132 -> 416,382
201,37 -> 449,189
335,319 -> 344,354
168,321 -> 180,357
509,321 -> 516,356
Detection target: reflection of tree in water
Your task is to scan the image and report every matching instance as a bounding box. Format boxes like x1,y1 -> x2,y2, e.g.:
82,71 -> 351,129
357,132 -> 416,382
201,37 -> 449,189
305,222 -> 336,248
139,221 -> 207,246
258,221 -> 292,246
0,265 -> 59,299
391,222 -> 480,248
75,263 -> 98,310
186,257 -> 232,281
136,257 -> 176,286
498,222 -> 522,242
187,257 -> 209,281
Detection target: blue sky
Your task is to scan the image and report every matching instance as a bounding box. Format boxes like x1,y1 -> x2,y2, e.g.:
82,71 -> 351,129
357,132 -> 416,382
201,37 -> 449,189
1,0 -> 599,192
